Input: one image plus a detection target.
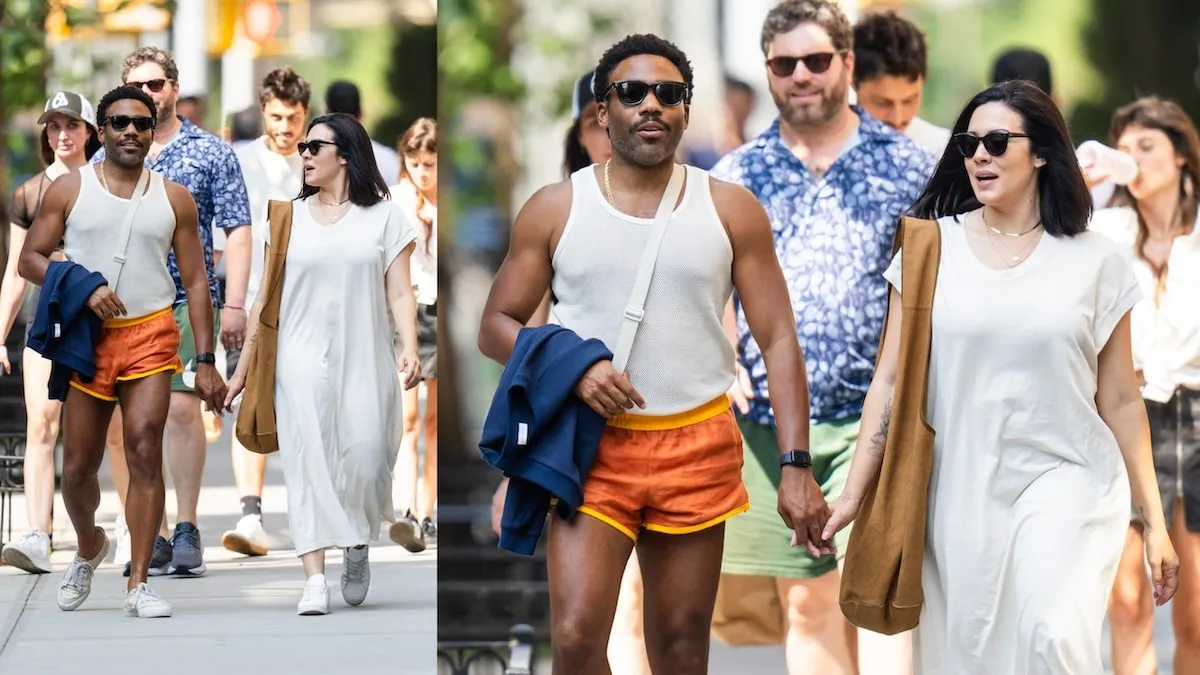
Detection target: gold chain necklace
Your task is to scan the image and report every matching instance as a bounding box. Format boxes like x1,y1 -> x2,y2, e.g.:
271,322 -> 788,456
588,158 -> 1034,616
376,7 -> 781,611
603,160 -> 617,207
981,212 -> 1041,267
98,163 -> 144,197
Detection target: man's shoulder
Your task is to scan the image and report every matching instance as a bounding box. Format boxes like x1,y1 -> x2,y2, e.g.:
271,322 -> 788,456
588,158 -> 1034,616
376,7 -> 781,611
180,122 -> 239,161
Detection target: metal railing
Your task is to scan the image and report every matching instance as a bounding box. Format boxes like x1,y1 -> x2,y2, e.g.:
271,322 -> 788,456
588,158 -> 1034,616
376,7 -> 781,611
437,624 -> 536,675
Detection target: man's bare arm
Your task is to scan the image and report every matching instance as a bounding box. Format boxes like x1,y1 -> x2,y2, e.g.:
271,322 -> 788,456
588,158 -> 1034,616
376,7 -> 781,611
477,183 -> 571,364
18,174 -> 77,286
166,183 -> 215,355
716,180 -> 809,454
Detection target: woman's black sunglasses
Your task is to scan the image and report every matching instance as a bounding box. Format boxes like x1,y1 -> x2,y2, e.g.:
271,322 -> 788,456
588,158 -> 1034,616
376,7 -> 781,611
298,140 -> 337,156
104,115 -> 155,132
952,131 -> 1031,158
603,80 -> 690,107
766,51 -> 845,77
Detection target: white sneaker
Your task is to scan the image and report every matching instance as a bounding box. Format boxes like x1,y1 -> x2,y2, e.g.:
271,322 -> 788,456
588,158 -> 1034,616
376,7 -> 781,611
1,529 -> 52,574
57,528 -> 109,612
112,524 -> 131,568
220,514 -> 269,557
297,576 -> 329,616
124,582 -> 172,618
341,546 -> 370,606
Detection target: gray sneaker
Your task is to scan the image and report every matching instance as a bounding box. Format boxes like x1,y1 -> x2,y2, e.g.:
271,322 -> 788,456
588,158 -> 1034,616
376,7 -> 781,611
341,546 -> 370,606
168,522 -> 205,576
57,527 -> 110,612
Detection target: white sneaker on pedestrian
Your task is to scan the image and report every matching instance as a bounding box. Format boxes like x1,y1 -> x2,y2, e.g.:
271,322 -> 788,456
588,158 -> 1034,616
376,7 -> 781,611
220,514 -> 269,557
297,576 -> 329,616
124,582 -> 172,618
112,523 -> 131,568
341,546 -> 370,606
57,528 -> 109,612
1,529 -> 52,574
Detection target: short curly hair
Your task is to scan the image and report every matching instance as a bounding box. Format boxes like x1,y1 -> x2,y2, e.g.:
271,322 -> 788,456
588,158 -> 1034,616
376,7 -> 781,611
852,11 -> 927,85
592,34 -> 694,105
259,66 -> 312,109
761,0 -> 853,56
121,45 -> 179,83
96,85 -> 158,129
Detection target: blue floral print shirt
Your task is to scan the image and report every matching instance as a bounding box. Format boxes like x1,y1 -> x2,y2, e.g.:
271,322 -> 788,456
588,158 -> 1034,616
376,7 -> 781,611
93,117 -> 251,307
712,107 -> 936,426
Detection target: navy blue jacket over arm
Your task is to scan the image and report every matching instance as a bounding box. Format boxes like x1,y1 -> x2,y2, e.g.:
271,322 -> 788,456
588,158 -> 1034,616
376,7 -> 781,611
479,324 -> 612,555
26,260 -> 107,402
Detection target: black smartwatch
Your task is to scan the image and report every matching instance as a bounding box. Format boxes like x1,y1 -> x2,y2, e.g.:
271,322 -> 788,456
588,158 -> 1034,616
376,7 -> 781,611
780,450 -> 812,469
195,352 -> 216,366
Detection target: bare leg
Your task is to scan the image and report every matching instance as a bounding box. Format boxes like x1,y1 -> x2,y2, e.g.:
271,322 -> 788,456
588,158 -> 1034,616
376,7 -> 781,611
418,379 -> 438,520
607,552 -> 652,675
300,549 -> 326,578
20,349 -> 60,534
776,570 -> 856,675
836,557 -> 912,675
1171,499 -> 1200,673
230,433 -> 267,499
164,392 -> 205,524
1109,524 -> 1156,675
637,525 -> 726,675
108,407 -> 169,538
60,388 -> 117,560
116,373 -> 172,589
548,514 -> 637,675
397,383 -> 421,514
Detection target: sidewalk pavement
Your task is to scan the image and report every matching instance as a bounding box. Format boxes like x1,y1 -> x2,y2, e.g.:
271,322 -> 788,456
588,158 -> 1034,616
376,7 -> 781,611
0,395 -> 436,675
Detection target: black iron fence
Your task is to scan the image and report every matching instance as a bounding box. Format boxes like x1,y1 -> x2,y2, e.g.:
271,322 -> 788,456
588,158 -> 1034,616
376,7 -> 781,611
438,623 -> 536,675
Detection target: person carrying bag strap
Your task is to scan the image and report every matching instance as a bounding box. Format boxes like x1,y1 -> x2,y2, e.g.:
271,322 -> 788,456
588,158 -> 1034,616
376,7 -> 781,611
235,199 -> 294,455
837,215 -> 941,635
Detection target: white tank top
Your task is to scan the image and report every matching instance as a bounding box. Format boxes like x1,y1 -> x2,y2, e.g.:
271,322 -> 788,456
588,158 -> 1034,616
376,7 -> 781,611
551,165 -> 735,416
65,167 -> 177,318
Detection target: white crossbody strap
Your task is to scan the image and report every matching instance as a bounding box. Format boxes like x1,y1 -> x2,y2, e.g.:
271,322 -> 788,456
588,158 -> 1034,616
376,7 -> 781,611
109,168 -> 152,294
611,163 -> 685,373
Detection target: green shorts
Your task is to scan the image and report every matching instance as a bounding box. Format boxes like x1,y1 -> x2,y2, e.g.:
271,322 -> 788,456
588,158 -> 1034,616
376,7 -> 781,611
171,302 -> 220,393
720,416 -> 860,579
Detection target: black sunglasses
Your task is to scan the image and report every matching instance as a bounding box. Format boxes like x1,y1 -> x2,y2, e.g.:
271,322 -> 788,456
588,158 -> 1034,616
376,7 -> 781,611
603,80 -> 690,107
297,140 -> 337,156
766,51 -> 845,77
104,115 -> 155,132
952,131 -> 1031,157
125,78 -> 170,93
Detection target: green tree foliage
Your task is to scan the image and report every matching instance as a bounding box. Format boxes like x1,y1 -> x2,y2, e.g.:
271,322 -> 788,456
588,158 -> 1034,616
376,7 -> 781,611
1070,0 -> 1200,144
375,19 -> 437,156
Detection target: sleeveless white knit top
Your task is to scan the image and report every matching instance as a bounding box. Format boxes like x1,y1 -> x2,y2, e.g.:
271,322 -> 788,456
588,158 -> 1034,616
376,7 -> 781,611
64,167 -> 177,318
551,164 -> 735,416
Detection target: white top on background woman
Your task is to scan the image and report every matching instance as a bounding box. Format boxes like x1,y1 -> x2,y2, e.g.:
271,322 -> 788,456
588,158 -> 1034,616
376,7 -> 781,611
0,91 -> 101,574
225,112 -> 420,616
824,80 -> 1180,674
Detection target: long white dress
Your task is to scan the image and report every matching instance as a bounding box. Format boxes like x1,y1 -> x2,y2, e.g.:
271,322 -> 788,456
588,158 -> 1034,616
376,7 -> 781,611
268,197 -> 416,555
884,214 -> 1142,674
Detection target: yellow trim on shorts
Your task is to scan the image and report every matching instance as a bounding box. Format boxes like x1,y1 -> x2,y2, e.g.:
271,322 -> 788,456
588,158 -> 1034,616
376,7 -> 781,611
102,306 -> 172,328
644,502 -> 750,535
577,506 -> 640,542
69,380 -> 118,402
115,363 -> 183,382
608,394 -> 730,431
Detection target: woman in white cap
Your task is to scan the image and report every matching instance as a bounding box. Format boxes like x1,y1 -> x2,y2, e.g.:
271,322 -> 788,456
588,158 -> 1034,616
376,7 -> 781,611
0,91 -> 102,574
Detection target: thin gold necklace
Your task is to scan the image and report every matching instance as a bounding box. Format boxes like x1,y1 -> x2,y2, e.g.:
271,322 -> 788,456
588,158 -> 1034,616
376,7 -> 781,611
981,212 -> 1041,267
982,209 -> 1042,237
603,160 -> 617,207
98,163 -> 143,197
318,196 -> 351,206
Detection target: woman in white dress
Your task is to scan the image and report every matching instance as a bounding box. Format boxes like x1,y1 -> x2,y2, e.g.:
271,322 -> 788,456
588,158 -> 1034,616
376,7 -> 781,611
824,79 -> 1181,673
225,112 -> 422,615
1092,97 -> 1200,675
388,118 -> 439,552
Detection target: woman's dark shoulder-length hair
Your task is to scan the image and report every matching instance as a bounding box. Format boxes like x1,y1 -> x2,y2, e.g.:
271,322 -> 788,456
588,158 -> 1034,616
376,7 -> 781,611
297,112 -> 390,207
907,80 -> 1093,237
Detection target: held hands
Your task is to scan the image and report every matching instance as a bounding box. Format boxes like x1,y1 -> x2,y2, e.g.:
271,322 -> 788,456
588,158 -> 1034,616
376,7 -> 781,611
193,363 -> 228,415
1145,528 -> 1181,606
574,360 -> 646,418
397,351 -> 421,390
86,287 -> 127,321
223,371 -> 245,411
779,466 -> 836,558
819,492 -> 861,550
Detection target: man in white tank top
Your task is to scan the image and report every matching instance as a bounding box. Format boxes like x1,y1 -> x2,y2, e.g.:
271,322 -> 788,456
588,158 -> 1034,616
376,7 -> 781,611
478,34 -> 827,674
17,86 -> 227,619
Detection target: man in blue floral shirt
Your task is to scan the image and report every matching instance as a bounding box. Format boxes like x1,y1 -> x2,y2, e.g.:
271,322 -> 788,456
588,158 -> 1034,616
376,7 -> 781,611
711,2 -> 935,673
93,46 -> 252,581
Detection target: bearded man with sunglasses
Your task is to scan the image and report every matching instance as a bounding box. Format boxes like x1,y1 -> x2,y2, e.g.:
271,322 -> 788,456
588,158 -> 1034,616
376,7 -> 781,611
91,46 -> 252,580
710,2 -> 935,674
479,34 -> 818,675
19,85 -> 226,617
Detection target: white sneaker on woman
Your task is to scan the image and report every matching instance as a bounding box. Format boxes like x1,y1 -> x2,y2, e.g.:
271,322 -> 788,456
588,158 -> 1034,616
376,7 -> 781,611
297,576 -> 329,615
1,529 -> 51,574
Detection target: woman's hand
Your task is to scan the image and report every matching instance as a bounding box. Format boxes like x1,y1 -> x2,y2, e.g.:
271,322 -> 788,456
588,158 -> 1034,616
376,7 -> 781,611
223,372 -> 246,413
1145,528 -> 1181,606
817,491 -> 863,550
398,350 -> 421,390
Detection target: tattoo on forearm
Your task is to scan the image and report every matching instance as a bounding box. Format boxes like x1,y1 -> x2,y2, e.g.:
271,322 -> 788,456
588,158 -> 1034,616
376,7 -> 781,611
840,491 -> 855,503
869,400 -> 893,457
